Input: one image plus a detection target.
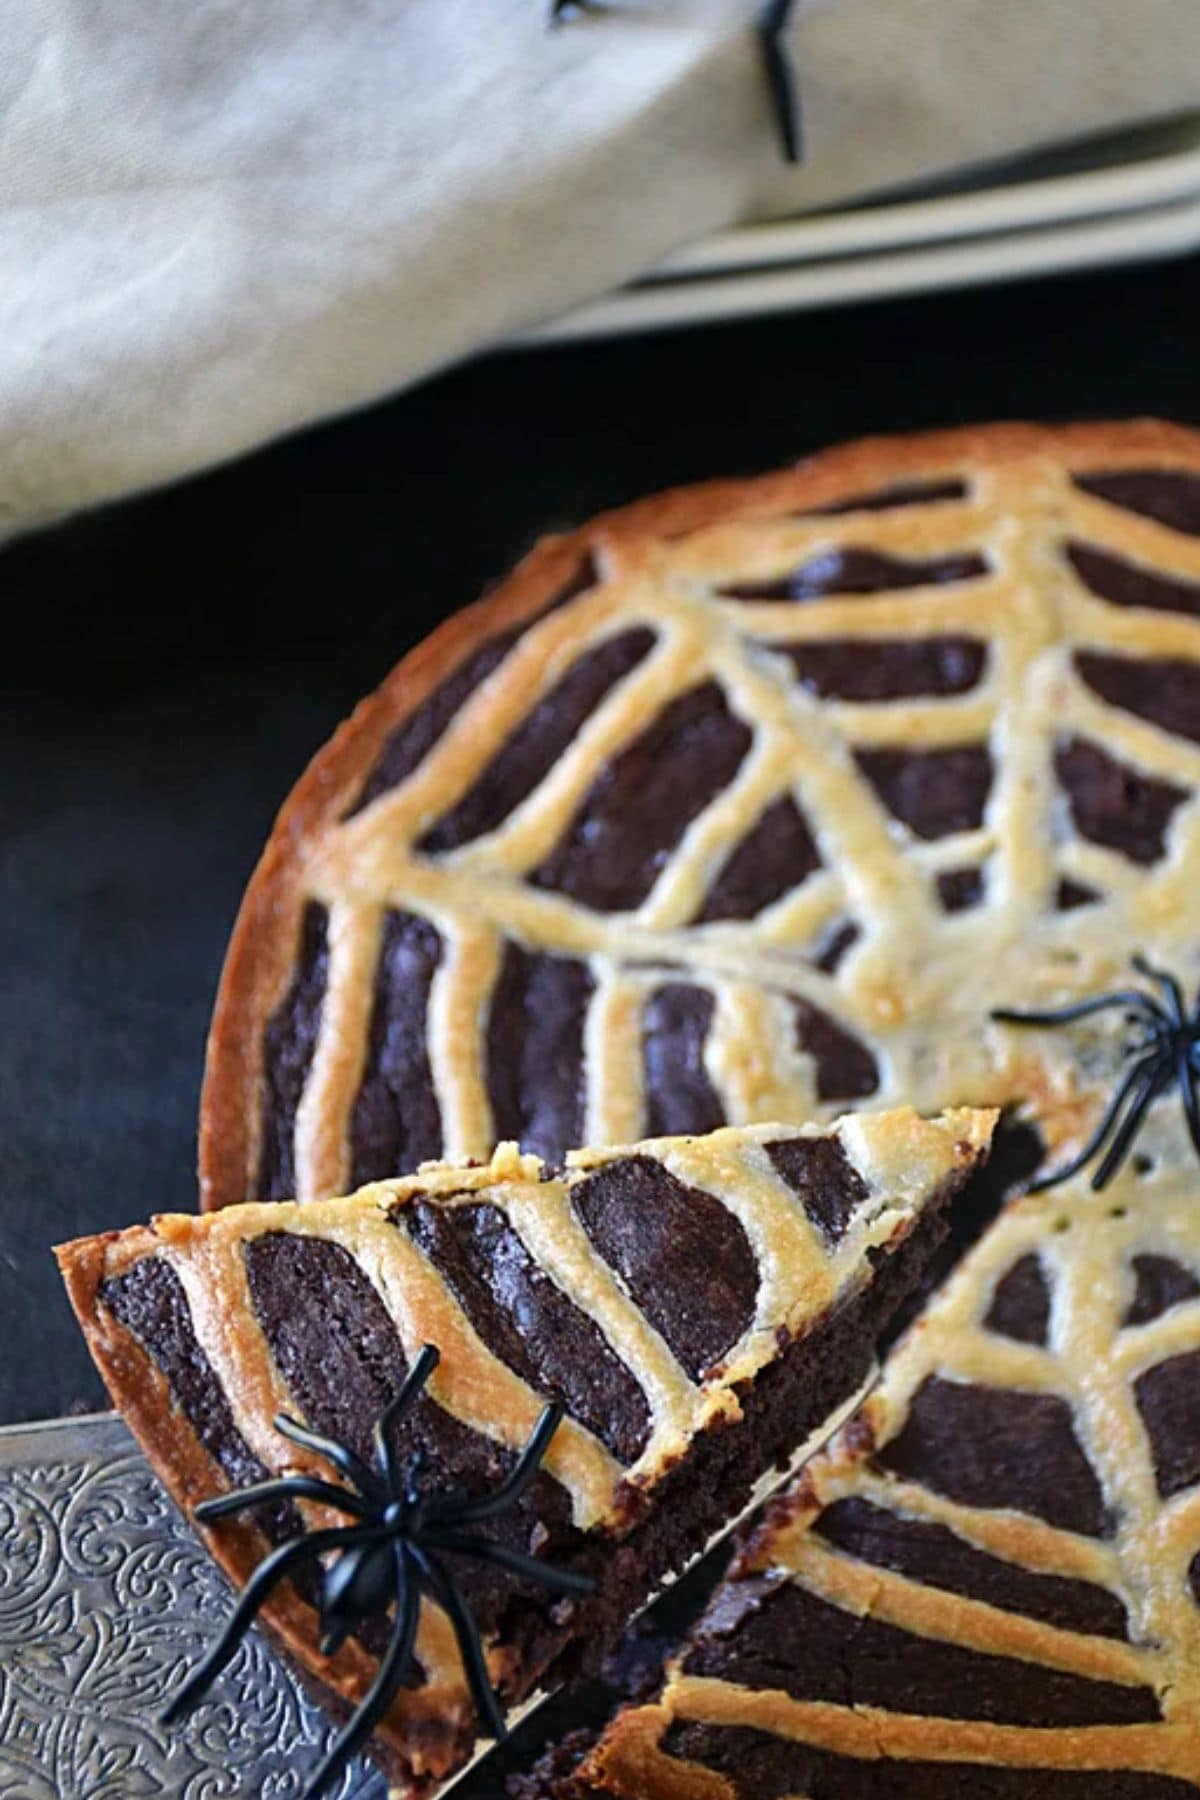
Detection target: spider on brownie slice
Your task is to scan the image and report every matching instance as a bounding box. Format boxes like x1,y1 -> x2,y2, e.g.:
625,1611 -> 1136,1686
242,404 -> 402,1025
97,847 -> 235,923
163,1345 -> 593,1800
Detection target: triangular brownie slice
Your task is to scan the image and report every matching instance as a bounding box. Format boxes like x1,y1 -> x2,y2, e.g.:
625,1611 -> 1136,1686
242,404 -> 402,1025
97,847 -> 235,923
58,1109 -> 991,1797
561,1157 -> 1200,1797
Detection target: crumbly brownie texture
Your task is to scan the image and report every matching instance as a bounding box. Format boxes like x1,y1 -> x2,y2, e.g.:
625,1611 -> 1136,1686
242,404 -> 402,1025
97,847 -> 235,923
565,1153 -> 1200,1797
199,419 -> 1200,1217
57,1110 -> 990,1796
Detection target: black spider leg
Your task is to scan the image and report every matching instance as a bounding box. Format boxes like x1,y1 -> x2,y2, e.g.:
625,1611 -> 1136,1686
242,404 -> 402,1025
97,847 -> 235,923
759,0 -> 801,164
406,1523 -> 591,1744
411,1543 -> 509,1742
1137,957 -> 1200,1157
375,1342 -> 440,1493
274,1412 -> 383,1504
1090,1058 -> 1173,1190
1133,953 -> 1188,1024
1124,956 -> 1200,1161
414,1402 -> 595,1741
300,1543 -> 421,1800
192,1473 -> 369,1522
308,1349 -> 443,1664
1179,1028 -> 1200,1158
435,1401 -> 565,1527
423,1528 -> 595,1596
992,990 -> 1160,1030
161,1524 -> 370,1724
548,0 -> 603,24
1027,1051 -> 1162,1194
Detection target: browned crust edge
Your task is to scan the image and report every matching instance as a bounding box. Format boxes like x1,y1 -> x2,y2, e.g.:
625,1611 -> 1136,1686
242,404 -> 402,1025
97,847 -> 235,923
55,1231 -> 291,1628
53,1234 -> 461,1793
199,418 -> 1200,1213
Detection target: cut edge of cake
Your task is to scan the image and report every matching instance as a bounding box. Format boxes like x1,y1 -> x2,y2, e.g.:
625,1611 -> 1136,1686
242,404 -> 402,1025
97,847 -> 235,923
536,1158 -> 1200,1799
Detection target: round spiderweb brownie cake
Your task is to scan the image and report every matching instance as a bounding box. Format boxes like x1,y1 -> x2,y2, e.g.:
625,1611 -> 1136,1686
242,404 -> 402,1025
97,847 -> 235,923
200,419 -> 1200,1213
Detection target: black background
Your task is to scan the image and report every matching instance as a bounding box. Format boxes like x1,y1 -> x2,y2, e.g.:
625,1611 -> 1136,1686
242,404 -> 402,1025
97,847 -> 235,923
5,251 -> 1200,1431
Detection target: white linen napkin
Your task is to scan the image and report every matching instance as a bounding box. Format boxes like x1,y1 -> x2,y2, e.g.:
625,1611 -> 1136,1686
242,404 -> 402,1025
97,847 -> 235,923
2,0 -> 1196,531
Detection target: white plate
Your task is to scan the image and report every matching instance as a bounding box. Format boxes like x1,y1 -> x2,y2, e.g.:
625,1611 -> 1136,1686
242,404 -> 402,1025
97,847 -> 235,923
520,113 -> 1200,344
655,112 -> 1200,279
523,184 -> 1200,344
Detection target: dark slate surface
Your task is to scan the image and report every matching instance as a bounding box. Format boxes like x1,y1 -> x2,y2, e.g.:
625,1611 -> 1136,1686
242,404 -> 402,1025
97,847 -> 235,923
5,254 -> 1200,1430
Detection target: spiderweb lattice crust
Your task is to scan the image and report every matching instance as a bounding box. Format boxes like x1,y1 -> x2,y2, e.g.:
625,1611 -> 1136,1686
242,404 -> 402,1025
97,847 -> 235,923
199,422 -> 1200,1214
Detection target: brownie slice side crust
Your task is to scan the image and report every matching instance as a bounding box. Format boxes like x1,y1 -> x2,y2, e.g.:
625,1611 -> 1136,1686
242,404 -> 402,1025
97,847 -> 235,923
563,1154 -> 1200,1798
57,1109 -> 992,1797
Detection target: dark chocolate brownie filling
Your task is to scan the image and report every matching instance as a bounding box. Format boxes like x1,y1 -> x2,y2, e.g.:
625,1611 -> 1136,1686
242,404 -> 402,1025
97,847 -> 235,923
641,984 -> 726,1138
937,866 -> 985,913
507,1726 -> 599,1799
242,1232 -> 578,1650
531,682 -> 752,913
598,1615 -> 678,1704
681,1575 -> 1155,1724
1076,650 -> 1200,745
552,1183 -> 961,1704
486,944 -> 593,1166
855,744 -> 993,840
877,1376 -> 1112,1537
1134,1349 -> 1200,1499
1124,1254 -> 1200,1328
791,997 -> 879,1102
1066,542 -> 1200,619
814,1496 -> 1129,1639
778,635 -> 985,701
889,1116 -> 1045,1347
102,1259 -> 275,1500
1054,737 -> 1189,865
479,1185 -> 959,1792
811,919 -> 860,973
1074,469 -> 1200,536
984,1253 -> 1052,1346
352,636 -> 513,819
722,547 -> 986,603
570,1155 -> 758,1382
348,555 -> 598,817
1056,876 -> 1101,910
404,1198 -> 651,1465
258,900 -> 329,1202
766,1134 -> 869,1246
418,628 -> 656,854
804,477 -> 970,516
695,795 -> 821,923
349,910 -> 443,1185
659,1722 -> 1195,1799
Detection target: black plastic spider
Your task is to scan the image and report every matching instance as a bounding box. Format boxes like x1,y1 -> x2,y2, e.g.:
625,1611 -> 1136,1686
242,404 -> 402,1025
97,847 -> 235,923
992,955 -> 1200,1193
162,1344 -> 594,1800
548,1 -> 801,165
759,0 -> 800,163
